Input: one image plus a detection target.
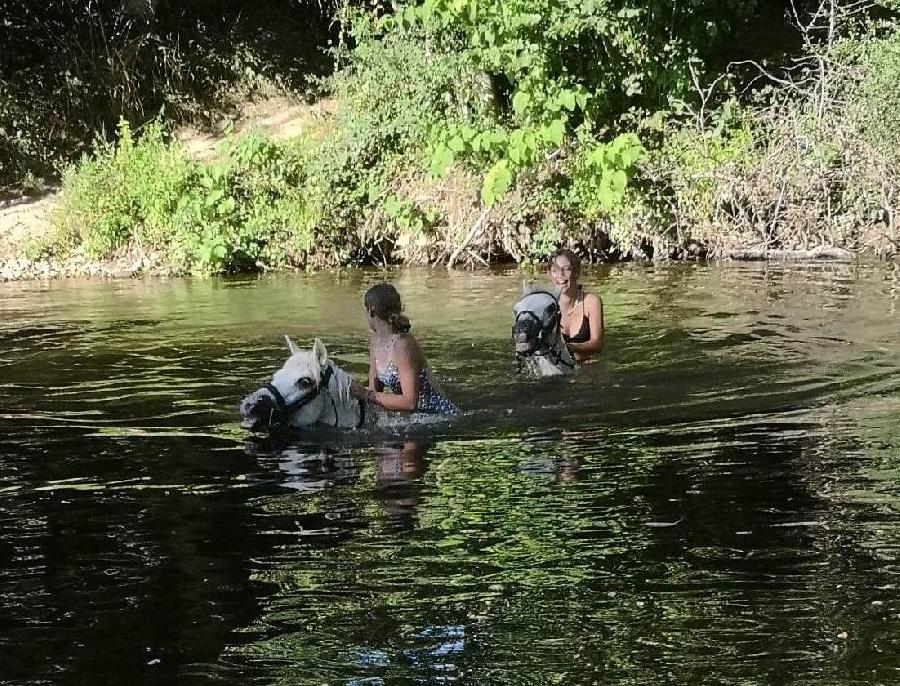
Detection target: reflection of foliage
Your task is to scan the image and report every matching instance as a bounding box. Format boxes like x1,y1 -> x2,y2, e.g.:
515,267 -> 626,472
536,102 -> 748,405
229,394 -> 898,683
235,435 -> 660,684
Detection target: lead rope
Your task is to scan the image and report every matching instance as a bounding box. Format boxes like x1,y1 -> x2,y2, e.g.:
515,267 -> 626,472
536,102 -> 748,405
544,326 -> 576,370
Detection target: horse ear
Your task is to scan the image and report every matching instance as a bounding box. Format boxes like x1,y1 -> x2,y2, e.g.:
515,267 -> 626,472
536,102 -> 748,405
284,335 -> 302,356
312,338 -> 328,366
522,281 -> 536,295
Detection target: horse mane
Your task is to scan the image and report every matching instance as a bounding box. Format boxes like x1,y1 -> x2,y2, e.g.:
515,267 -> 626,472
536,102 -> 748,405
326,361 -> 354,406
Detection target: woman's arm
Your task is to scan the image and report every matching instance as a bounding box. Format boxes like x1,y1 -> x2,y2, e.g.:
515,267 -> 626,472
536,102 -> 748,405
566,293 -> 604,357
367,336 -> 420,412
367,344 -> 383,392
352,342 -> 383,401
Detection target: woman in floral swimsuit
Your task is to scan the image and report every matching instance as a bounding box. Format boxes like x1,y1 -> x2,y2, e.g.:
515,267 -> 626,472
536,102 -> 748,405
350,283 -> 457,415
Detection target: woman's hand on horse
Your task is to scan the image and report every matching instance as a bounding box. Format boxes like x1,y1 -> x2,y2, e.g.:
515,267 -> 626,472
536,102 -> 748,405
350,380 -> 368,400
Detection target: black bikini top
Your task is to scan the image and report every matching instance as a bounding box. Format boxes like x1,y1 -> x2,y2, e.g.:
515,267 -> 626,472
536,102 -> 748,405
561,291 -> 590,344
562,315 -> 590,344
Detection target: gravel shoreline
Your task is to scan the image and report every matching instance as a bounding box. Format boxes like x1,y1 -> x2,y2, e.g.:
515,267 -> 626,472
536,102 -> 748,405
0,254 -> 174,282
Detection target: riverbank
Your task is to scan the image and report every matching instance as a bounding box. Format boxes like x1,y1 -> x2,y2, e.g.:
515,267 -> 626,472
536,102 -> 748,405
0,188 -> 871,284
0,178 -> 884,284
3,75 -> 897,284
4,2 -> 899,282
0,95 -> 333,281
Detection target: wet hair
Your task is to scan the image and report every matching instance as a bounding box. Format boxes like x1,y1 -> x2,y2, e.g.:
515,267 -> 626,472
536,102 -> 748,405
550,248 -> 581,276
364,283 -> 411,333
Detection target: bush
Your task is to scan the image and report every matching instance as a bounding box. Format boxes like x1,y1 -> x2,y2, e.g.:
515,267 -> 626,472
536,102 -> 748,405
842,31 -> 900,161
286,14 -> 492,263
49,119 -> 315,273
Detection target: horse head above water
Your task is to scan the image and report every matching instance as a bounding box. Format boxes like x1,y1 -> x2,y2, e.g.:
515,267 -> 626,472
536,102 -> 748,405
511,285 -> 575,377
239,336 -> 367,431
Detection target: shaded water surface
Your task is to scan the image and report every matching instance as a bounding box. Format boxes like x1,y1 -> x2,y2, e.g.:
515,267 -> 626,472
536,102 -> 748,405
1,263 -> 899,685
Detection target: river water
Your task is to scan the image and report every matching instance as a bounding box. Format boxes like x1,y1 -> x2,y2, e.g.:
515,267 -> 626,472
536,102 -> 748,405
1,263 -> 899,685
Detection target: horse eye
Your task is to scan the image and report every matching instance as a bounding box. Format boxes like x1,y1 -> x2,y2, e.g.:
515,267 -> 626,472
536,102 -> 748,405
297,378 -> 312,388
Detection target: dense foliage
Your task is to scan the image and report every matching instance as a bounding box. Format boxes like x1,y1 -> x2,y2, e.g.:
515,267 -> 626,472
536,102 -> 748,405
8,0 -> 900,270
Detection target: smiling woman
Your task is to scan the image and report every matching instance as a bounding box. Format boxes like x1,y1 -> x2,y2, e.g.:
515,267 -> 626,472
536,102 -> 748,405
548,249 -> 604,362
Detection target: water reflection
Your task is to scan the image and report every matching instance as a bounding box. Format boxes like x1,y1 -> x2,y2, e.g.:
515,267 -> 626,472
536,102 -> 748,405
374,439 -> 428,527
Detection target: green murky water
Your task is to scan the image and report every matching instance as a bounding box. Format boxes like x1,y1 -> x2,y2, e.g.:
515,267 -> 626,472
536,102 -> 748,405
1,263 -> 899,684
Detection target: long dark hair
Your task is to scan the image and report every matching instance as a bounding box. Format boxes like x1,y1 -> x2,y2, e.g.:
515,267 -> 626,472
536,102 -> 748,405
364,283 -> 411,333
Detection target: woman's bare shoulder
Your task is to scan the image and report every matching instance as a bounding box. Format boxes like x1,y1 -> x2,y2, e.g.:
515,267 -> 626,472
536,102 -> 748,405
395,333 -> 426,364
584,291 -> 603,309
393,333 -> 418,355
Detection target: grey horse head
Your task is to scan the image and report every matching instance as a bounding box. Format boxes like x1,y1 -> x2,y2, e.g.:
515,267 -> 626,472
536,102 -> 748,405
512,285 -> 575,377
239,336 -> 366,431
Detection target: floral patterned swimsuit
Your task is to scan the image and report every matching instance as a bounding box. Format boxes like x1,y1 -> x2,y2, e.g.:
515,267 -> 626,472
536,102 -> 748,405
376,337 -> 457,415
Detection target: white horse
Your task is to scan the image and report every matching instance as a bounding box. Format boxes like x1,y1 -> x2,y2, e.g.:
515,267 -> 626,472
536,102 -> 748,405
511,286 -> 576,377
240,336 -> 371,431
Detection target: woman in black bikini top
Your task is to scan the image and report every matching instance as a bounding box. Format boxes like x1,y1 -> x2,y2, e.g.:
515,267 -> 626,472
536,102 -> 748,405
563,302 -> 591,345
549,248 -> 604,362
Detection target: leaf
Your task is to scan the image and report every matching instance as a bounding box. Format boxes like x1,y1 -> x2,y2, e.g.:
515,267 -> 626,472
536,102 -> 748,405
485,130 -> 507,149
429,144 -> 455,178
205,188 -> 225,206
481,159 -> 513,207
447,135 -> 466,153
508,129 -> 527,165
460,125 -> 477,142
402,5 -> 418,27
575,89 -> 589,111
541,119 -> 566,146
559,89 -> 577,111
383,195 -> 399,216
218,197 -> 236,216
611,169 -> 628,193
512,91 -> 531,117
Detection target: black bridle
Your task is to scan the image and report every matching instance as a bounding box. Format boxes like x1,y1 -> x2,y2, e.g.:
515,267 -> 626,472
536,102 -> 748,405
513,291 -> 576,372
262,364 -> 366,429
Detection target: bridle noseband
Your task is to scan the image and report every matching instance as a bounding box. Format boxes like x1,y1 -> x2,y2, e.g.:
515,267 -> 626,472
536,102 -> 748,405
513,291 -> 575,371
262,364 -> 366,429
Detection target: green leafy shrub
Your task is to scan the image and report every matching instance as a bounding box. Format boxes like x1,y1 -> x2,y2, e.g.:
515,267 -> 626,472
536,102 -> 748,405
50,119 -> 315,273
566,133 -> 645,220
53,120 -> 190,257
841,31 -> 900,161
287,14 -> 493,262
388,0 -> 757,206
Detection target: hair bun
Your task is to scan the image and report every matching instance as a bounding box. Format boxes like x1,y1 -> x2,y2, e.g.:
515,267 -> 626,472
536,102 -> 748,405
388,312 -> 411,333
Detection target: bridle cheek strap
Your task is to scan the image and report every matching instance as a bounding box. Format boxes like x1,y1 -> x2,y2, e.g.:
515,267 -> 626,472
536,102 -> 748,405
263,365 -> 334,426
513,308 -> 574,370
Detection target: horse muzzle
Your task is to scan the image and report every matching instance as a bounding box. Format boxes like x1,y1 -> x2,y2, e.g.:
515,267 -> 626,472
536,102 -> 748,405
515,339 -> 536,353
239,391 -> 275,430
512,321 -> 541,354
